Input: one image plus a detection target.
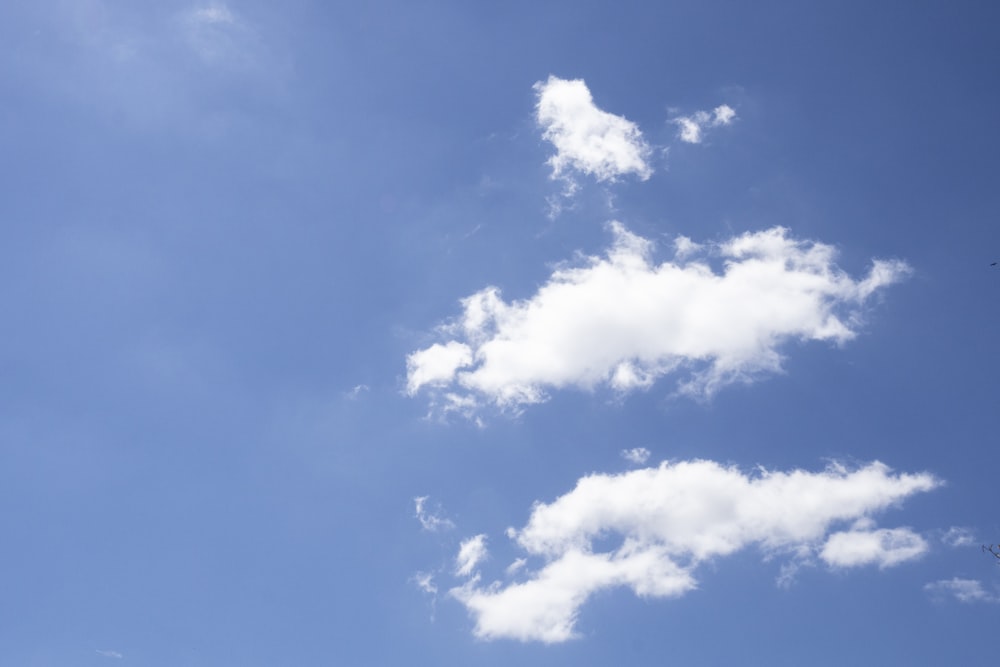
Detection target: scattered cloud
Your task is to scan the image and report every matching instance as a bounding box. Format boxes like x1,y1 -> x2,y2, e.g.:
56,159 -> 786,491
819,520 -> 928,569
941,526 -> 976,548
455,535 -> 488,577
413,571 -> 438,595
534,76 -> 652,186
450,460 -> 939,643
96,650 -> 123,659
407,224 -> 911,415
621,447 -> 651,465
925,578 -> 1000,604
671,104 -> 737,144
414,496 -> 455,532
344,384 -> 370,400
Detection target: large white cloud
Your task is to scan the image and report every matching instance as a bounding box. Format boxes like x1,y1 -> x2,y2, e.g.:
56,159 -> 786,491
534,76 -> 652,184
406,224 -> 910,413
450,460 -> 939,643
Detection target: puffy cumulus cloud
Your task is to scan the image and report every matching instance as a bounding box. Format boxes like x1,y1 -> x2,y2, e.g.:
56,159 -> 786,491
450,460 -> 939,643
455,535 -> 488,576
406,224 -> 911,414
672,104 -> 737,144
535,76 -> 652,184
925,578 -> 1000,604
820,521 -> 928,568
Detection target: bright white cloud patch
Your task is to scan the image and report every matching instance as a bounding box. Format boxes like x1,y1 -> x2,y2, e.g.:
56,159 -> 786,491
621,447 -> 651,465
450,460 -> 939,643
925,578 -> 999,603
407,224 -> 910,414
455,534 -> 488,576
820,521 -> 928,568
535,76 -> 652,184
672,104 -> 737,144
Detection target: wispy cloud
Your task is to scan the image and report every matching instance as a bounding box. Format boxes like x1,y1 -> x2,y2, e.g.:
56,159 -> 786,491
96,649 -> 123,659
455,535 -> 488,577
620,447 -> 651,465
925,578 -> 1000,604
671,104 -> 737,144
535,76 -> 652,187
414,496 -> 455,532
450,460 -> 939,643
941,526 -> 976,548
407,224 -> 910,416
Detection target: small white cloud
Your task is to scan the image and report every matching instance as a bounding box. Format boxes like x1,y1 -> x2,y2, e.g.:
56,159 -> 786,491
407,224 -> 910,416
450,460 -> 939,642
534,76 -> 652,185
820,524 -> 928,569
455,535 -> 488,577
506,558 -> 528,575
941,526 -> 976,547
96,650 -> 123,659
621,447 -> 651,465
925,578 -> 1000,603
344,384 -> 369,400
672,104 -> 737,144
414,496 -> 455,532
413,571 -> 438,595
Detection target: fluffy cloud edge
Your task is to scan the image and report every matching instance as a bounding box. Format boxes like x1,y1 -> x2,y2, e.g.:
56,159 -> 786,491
535,76 -> 653,185
407,223 -> 911,417
446,459 -> 939,642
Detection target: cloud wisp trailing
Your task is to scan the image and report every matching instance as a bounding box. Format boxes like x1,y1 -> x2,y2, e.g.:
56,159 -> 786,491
672,104 -> 737,144
449,460 -> 939,643
407,224 -> 910,415
925,578 -> 1000,604
534,76 -> 653,186
414,496 -> 455,532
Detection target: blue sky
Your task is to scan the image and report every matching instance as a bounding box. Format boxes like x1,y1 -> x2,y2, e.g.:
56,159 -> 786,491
2,1 -> 999,664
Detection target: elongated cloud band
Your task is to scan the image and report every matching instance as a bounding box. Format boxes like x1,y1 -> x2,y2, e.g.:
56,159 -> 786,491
406,224 -> 910,413
450,460 -> 939,642
535,76 -> 652,183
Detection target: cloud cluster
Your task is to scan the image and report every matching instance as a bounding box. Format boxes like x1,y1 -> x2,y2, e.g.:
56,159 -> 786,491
672,105 -> 737,144
407,224 -> 910,413
450,460 -> 939,642
534,76 -> 652,184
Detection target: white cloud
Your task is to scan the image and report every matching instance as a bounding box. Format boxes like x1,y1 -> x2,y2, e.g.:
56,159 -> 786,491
820,522 -> 928,568
925,578 -> 1000,604
414,496 -> 455,532
455,534 -> 488,577
672,104 -> 737,144
534,76 -> 652,184
449,460 -> 939,643
413,571 -> 438,595
621,447 -> 651,465
941,526 -> 976,547
96,650 -> 123,659
406,342 -> 473,395
407,224 -> 910,414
